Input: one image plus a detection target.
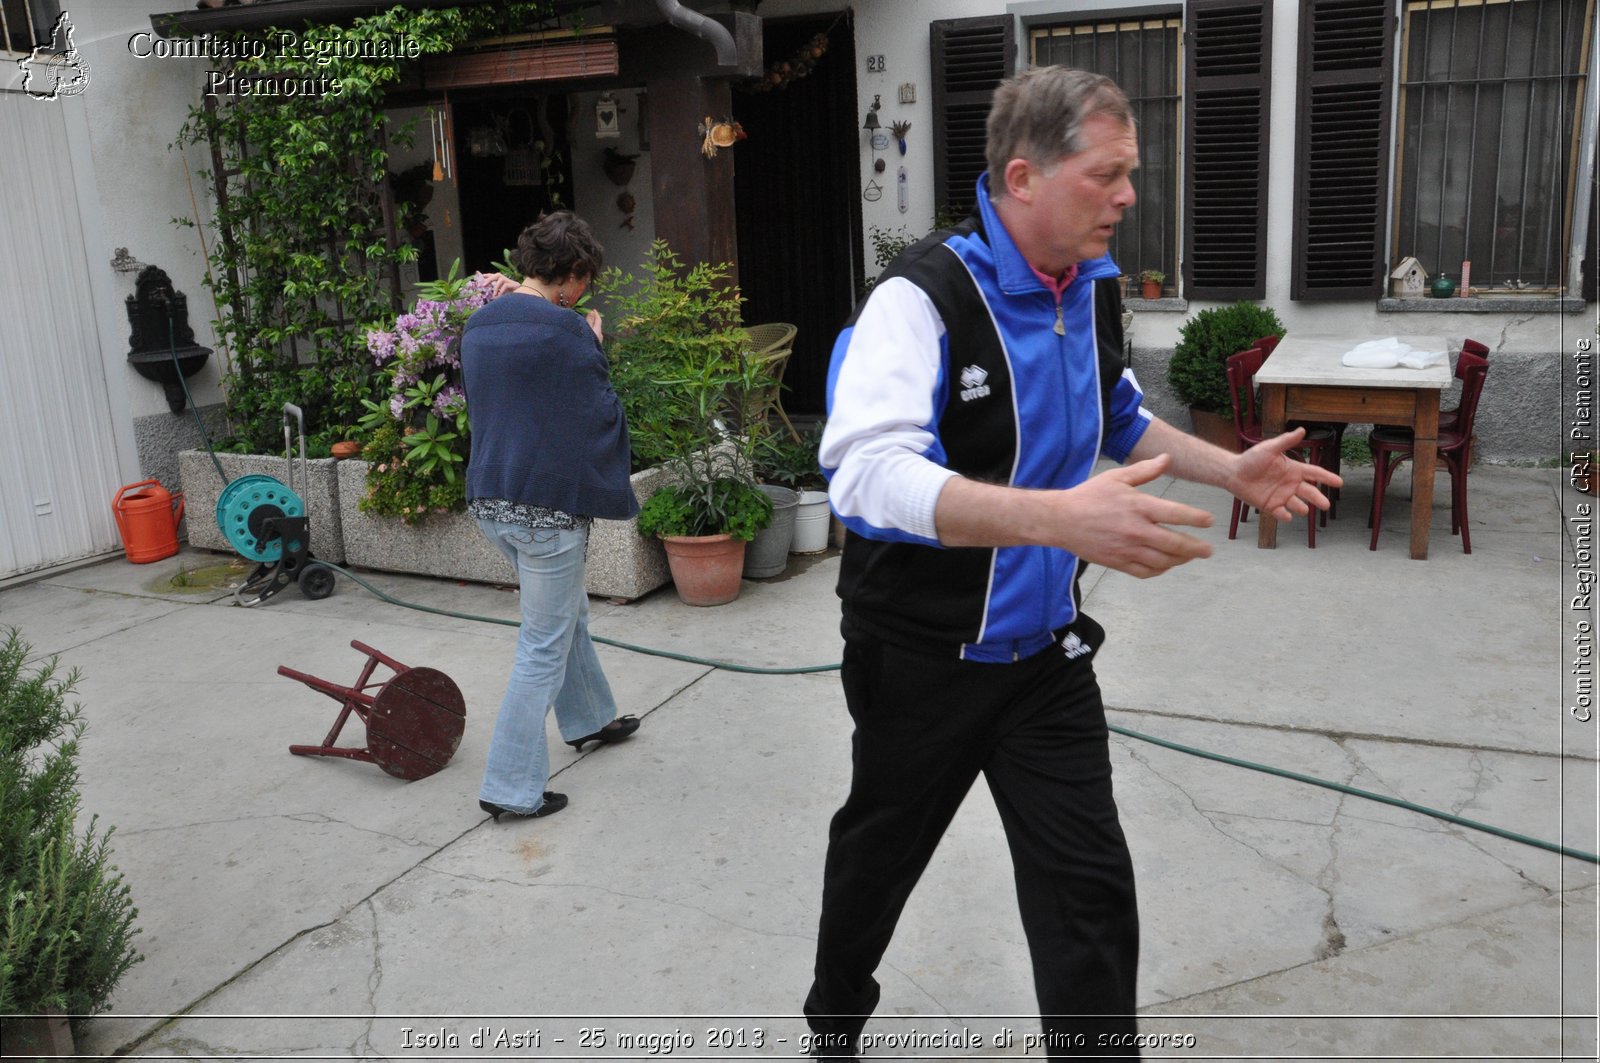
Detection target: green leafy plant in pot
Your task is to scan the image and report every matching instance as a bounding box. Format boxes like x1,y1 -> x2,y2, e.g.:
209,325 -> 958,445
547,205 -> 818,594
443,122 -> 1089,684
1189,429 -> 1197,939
607,243 -> 775,604
0,628 -> 142,1050
1167,300 -> 1285,449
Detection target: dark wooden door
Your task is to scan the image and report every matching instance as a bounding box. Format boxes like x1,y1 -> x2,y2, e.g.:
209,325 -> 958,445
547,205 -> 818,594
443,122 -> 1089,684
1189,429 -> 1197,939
732,11 -> 863,417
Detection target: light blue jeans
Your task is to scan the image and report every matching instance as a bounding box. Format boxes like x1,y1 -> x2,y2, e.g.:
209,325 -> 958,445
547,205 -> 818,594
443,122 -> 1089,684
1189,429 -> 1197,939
476,519 -> 620,814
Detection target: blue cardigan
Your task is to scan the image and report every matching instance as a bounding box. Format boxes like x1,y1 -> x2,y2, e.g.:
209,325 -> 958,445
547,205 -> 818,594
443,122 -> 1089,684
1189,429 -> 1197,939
461,294 -> 639,520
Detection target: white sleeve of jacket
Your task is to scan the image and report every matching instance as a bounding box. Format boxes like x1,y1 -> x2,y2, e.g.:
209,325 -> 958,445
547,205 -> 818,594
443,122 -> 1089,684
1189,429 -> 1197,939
819,276 -> 958,547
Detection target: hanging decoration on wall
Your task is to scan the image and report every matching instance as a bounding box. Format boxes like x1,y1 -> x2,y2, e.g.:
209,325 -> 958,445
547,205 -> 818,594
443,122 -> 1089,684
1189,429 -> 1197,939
863,177 -> 882,202
595,91 -> 622,139
617,191 -> 636,230
897,165 -> 909,214
740,30 -> 831,93
890,119 -> 912,156
698,115 -> 746,158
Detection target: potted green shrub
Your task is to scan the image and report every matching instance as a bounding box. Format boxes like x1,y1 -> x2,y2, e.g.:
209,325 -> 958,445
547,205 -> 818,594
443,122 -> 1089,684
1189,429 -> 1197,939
0,628 -> 142,1055
1138,269 -> 1166,300
1167,300 -> 1286,450
607,243 -> 775,605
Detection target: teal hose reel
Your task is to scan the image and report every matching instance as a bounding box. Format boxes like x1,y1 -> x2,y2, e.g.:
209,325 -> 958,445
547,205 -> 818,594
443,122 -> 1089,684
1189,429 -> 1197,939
217,474 -> 306,562
215,404 -> 335,605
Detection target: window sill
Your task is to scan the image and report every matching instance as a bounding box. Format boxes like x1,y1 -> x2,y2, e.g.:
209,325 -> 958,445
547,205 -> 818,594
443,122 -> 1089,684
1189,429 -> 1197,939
1126,297 -> 1188,312
1379,295 -> 1588,313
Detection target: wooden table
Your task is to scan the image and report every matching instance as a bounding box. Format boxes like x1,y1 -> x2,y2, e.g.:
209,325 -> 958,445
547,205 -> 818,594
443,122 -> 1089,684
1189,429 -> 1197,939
1255,334 -> 1452,559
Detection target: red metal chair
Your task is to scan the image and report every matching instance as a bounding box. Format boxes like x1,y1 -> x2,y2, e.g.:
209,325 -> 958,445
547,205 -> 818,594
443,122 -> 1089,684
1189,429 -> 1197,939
1367,350 -> 1489,553
1226,347 -> 1336,546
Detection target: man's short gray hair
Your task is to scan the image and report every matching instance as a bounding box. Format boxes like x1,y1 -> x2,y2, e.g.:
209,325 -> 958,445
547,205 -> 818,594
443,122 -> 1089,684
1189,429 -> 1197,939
985,67 -> 1134,192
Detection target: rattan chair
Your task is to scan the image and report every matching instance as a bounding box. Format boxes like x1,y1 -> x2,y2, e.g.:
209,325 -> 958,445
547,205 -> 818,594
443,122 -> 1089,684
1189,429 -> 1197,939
742,322 -> 800,442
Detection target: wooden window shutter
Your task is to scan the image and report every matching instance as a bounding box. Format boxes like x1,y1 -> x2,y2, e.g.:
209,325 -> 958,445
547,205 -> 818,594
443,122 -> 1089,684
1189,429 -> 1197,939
1291,0 -> 1395,299
1183,0 -> 1271,300
931,15 -> 1015,218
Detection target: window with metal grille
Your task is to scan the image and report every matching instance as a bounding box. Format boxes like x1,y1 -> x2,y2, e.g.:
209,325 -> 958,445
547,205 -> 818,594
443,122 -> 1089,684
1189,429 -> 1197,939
1393,0 -> 1593,293
2,0 -> 58,57
1031,16 -> 1182,292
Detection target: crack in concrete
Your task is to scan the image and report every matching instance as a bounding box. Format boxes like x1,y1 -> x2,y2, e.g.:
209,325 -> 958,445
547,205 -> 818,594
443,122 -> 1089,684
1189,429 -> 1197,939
878,959 -> 953,1018
413,864 -> 817,946
1146,880 -> 1595,1013
117,810 -> 433,851
113,816 -> 488,1058
356,900 -> 385,1058
1124,742 -> 1342,920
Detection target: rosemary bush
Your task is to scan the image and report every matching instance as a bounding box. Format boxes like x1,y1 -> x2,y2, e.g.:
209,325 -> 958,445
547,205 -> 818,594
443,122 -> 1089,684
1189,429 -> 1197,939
0,628 -> 141,1022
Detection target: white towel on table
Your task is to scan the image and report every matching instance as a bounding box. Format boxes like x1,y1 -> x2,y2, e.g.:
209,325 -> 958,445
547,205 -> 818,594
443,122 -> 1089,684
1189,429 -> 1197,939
1341,337 -> 1447,369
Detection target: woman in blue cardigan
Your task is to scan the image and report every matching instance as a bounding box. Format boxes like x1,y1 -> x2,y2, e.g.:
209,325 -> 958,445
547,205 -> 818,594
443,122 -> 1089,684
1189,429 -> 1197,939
462,211 -> 641,822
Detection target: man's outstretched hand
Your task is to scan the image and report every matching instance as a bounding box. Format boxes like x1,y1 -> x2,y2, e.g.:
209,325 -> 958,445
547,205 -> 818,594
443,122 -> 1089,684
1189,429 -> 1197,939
1225,428 -> 1344,523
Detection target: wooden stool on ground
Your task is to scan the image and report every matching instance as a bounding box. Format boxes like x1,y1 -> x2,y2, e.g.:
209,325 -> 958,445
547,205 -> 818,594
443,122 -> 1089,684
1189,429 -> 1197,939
279,640 -> 465,780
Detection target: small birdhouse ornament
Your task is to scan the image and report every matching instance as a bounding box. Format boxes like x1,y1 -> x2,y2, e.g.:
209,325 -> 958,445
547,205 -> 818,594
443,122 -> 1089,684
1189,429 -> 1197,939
1390,256 -> 1428,298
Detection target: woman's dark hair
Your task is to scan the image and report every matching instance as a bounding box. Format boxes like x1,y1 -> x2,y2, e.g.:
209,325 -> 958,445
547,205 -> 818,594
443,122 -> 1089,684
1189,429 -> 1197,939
511,210 -> 605,283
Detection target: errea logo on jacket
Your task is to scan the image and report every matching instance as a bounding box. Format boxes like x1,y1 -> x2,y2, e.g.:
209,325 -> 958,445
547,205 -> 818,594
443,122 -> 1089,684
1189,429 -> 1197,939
958,364 -> 991,402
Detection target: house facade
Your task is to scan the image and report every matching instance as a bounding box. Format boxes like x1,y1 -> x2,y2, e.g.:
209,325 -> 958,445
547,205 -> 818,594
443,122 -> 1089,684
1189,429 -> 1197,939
0,0 -> 1593,580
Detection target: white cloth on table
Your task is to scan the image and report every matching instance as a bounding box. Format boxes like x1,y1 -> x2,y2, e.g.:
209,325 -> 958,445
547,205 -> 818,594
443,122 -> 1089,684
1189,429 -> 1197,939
1340,337 -> 1448,369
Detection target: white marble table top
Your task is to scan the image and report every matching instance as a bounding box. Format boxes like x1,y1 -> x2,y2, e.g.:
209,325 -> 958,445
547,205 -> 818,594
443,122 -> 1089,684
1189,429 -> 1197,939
1255,334 -> 1453,389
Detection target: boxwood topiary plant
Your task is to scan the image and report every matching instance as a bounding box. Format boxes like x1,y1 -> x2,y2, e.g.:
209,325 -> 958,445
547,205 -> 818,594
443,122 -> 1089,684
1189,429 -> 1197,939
1166,300 -> 1286,414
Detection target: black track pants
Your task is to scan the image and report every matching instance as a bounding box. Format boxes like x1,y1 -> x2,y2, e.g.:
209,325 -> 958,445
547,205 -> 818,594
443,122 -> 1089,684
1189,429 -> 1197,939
804,616 -> 1140,1059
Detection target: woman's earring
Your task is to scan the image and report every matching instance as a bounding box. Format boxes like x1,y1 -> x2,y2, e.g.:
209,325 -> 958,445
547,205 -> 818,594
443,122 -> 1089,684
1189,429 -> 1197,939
557,290 -> 570,307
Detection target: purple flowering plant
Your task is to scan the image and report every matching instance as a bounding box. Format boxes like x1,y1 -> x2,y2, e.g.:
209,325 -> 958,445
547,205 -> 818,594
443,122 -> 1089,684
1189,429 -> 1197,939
356,260 -> 495,523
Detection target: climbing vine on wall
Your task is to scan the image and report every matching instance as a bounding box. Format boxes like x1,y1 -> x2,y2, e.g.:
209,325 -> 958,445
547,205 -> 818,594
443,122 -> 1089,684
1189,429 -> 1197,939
175,3 -> 556,454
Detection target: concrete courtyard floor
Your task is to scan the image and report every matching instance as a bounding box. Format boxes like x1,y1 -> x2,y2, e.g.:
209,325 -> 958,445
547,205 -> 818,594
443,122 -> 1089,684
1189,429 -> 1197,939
0,463 -> 1594,1061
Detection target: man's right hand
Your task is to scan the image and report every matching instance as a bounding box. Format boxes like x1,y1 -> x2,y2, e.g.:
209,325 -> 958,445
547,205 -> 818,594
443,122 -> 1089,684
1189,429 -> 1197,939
933,453 -> 1214,579
1053,454 -> 1213,578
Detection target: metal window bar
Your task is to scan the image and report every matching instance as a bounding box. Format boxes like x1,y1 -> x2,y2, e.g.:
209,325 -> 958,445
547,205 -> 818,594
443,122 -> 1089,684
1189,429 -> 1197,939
1396,0 -> 1591,291
1,0 -> 54,57
1030,17 -> 1182,287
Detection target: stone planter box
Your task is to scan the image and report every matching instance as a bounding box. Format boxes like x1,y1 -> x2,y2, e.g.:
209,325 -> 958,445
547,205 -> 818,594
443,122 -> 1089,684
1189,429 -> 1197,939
335,459 -> 675,600
178,449 -> 346,563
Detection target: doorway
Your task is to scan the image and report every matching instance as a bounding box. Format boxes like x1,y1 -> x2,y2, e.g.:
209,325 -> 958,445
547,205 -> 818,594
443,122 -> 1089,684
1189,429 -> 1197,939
450,93 -> 575,273
732,11 -> 863,417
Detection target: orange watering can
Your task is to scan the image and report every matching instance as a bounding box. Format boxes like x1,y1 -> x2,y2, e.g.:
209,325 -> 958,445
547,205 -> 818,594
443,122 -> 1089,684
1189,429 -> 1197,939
112,480 -> 184,564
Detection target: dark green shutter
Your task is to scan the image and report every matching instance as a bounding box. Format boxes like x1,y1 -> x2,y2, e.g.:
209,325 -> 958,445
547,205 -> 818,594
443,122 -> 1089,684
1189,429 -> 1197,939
930,15 -> 1015,219
1291,0 -> 1395,299
1183,0 -> 1272,299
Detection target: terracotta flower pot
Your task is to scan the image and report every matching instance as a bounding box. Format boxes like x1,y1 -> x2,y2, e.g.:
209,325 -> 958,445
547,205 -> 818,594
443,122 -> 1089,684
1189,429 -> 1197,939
1189,407 -> 1242,453
330,441 -> 362,459
660,533 -> 746,606
1141,280 -> 1163,300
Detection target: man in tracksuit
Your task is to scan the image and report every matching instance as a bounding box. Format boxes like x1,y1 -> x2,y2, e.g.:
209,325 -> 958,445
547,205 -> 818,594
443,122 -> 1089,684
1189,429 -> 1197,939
804,68 -> 1340,1059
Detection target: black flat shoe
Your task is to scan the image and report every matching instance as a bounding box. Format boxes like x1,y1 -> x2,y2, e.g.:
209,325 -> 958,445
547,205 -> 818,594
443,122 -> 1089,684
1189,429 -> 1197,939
567,715 -> 639,752
479,792 -> 567,821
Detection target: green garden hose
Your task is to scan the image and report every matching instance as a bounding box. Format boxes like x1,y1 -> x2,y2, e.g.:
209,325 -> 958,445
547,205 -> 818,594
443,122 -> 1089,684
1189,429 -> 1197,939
307,560 -> 1598,866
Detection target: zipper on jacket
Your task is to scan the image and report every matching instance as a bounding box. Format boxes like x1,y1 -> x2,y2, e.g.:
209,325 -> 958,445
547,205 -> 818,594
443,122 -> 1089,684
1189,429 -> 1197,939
1053,302 -> 1065,335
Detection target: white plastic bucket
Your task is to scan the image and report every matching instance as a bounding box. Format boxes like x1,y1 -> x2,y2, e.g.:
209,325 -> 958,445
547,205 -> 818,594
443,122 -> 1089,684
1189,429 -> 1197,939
790,490 -> 831,553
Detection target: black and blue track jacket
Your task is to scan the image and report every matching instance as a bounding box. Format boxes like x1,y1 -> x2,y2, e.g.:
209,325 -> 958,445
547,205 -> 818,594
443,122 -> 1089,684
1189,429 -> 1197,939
820,173 -> 1152,663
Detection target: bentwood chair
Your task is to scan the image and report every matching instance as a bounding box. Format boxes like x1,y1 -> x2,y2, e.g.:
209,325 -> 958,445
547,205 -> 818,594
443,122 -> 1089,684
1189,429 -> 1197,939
1226,348 -> 1337,547
1439,338 -> 1489,433
1367,350 -> 1489,554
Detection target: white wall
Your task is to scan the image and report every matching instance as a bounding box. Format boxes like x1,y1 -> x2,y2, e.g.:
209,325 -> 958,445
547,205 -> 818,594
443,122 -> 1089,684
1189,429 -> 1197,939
47,2 -> 227,422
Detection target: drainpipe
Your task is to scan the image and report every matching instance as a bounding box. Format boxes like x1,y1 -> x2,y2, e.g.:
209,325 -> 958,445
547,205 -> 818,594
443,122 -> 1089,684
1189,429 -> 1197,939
653,0 -> 737,68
